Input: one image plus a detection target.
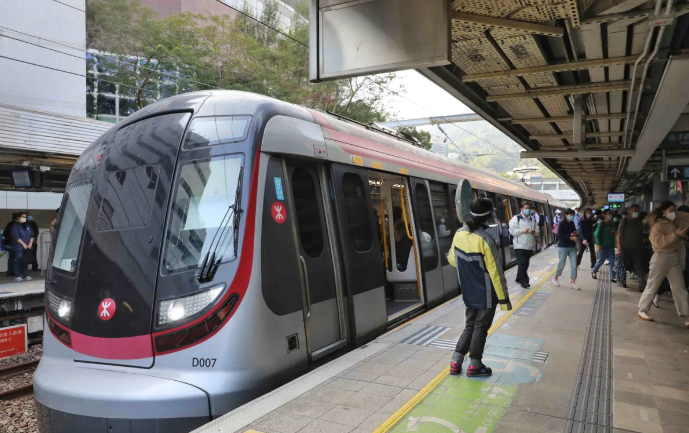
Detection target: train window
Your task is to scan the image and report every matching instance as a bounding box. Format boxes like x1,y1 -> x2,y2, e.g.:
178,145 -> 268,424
291,168 -> 324,258
163,154 -> 244,272
414,183 -> 439,270
183,116 -> 252,149
342,173 -> 373,252
97,166 -> 160,231
52,181 -> 94,273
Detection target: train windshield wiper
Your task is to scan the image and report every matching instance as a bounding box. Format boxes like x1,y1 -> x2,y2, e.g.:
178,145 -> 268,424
196,167 -> 244,283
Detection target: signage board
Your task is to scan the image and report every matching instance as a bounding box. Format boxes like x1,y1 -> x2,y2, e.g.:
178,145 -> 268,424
667,165 -> 689,181
607,193 -> 625,203
659,131 -> 689,149
0,324 -> 27,359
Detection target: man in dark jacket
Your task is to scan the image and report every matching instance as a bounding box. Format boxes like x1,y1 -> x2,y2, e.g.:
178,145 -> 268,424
26,212 -> 39,271
617,204 -> 645,291
3,213 -> 17,277
577,208 -> 596,268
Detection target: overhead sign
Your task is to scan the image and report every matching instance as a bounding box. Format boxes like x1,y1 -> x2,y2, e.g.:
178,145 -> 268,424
0,324 -> 27,359
667,165 -> 689,181
607,193 -> 625,203
310,0 -> 451,82
659,131 -> 689,148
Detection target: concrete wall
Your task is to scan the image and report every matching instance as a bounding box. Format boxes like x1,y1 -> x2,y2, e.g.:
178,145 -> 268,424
0,0 -> 86,117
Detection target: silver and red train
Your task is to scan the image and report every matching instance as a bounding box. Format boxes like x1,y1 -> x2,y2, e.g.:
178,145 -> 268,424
34,91 -> 568,432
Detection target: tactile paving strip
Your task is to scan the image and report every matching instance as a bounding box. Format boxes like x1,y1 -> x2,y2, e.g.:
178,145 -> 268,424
563,267 -> 613,433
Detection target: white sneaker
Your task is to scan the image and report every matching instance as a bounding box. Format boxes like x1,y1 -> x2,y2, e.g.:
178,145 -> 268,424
570,283 -> 581,290
23,276 -> 32,281
652,294 -> 659,308
13,277 -> 22,282
638,310 -> 653,321
552,278 -> 560,286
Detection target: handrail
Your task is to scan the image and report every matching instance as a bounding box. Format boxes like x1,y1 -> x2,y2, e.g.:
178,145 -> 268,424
380,200 -> 389,269
400,186 -> 414,240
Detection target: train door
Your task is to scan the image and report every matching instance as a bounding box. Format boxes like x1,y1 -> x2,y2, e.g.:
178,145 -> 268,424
495,193 -> 514,267
283,159 -> 345,358
409,178 -> 444,307
430,182 -> 459,298
330,164 -> 387,346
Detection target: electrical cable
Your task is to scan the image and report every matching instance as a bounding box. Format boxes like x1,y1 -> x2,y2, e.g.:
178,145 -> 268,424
222,2 -> 308,47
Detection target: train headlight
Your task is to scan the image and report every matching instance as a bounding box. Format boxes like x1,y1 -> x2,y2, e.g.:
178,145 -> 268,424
46,289 -> 72,323
158,285 -> 223,326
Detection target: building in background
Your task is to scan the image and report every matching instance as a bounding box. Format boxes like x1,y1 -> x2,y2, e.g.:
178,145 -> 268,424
525,173 -> 579,208
430,141 -> 448,157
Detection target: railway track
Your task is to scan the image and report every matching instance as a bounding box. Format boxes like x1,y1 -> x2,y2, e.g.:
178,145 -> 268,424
0,359 -> 39,401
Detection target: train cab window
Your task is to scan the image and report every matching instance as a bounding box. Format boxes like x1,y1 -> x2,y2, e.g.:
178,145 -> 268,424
52,182 -> 94,273
183,116 -> 252,149
415,183 -> 439,270
342,173 -> 373,252
163,154 -> 244,272
291,168 -> 324,258
97,166 -> 159,231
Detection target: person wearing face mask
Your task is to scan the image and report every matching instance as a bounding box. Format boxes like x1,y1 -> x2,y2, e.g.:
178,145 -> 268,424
509,201 -> 539,288
638,201 -> 689,325
10,212 -> 34,282
617,204 -> 646,292
25,212 -> 39,271
553,209 -> 580,290
577,208 -> 596,268
592,209 -> 617,282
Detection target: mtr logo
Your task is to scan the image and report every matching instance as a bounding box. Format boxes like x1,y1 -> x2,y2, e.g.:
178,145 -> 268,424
98,298 -> 116,321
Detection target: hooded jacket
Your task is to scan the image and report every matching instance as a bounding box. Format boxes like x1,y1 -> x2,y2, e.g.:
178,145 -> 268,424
448,226 -> 512,311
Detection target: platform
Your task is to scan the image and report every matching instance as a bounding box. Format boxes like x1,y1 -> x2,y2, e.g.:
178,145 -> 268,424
193,246 -> 689,433
0,275 -> 44,299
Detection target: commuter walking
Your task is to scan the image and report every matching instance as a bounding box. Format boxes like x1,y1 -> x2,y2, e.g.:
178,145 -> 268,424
617,205 -> 646,292
552,209 -> 581,290
449,198 -> 512,376
11,212 -> 34,282
577,209 -> 596,268
509,201 -> 539,288
26,212 -> 39,271
553,210 -> 562,243
592,209 -> 617,282
638,201 -> 689,325
3,213 -> 17,277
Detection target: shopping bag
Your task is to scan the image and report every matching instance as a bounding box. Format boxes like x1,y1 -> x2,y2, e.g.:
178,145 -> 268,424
21,249 -> 34,265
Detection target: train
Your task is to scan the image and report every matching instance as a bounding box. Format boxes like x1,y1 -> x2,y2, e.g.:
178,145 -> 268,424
34,91 -> 569,432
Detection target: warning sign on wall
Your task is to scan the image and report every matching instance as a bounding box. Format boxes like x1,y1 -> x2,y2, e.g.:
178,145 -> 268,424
0,324 -> 27,359
271,202 -> 287,224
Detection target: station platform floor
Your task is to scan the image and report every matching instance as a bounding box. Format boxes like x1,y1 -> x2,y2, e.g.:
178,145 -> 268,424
194,247 -> 689,433
0,272 -> 43,299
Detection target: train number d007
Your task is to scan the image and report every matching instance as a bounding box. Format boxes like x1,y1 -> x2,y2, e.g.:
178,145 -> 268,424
192,358 -> 217,367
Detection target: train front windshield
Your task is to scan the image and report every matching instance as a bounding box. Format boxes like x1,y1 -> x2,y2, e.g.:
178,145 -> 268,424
164,155 -> 244,272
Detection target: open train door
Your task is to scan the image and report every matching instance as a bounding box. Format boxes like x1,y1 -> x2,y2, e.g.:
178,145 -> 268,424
330,163 -> 386,346
408,178 -> 444,308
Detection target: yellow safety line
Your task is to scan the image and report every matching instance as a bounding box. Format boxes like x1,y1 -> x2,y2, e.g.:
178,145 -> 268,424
372,267 -> 557,433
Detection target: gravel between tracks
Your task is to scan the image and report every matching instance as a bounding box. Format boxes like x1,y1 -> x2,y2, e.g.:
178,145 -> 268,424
0,345 -> 42,433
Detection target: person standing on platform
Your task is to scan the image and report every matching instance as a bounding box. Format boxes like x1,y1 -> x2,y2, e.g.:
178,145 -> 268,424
449,198 -> 512,377
509,201 -> 539,289
577,209 -> 596,268
617,205 -> 646,292
553,210 -> 562,243
11,212 -> 33,282
592,209 -> 617,282
552,209 -> 581,290
26,212 -> 39,271
3,213 -> 17,277
638,201 -> 689,325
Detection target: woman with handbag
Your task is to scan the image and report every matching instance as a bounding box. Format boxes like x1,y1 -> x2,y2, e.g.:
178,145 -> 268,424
11,212 -> 34,282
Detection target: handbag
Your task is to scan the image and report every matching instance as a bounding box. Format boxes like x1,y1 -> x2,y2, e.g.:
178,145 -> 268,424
21,249 -> 34,265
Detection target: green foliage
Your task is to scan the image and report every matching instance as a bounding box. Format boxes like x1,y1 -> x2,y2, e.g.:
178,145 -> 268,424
85,0 -> 395,123
397,126 -> 432,149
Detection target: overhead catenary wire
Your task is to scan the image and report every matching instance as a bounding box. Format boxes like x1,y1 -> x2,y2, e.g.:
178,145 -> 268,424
222,2 -> 308,48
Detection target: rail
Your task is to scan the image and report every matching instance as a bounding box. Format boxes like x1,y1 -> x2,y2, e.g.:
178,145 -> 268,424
0,359 -> 39,401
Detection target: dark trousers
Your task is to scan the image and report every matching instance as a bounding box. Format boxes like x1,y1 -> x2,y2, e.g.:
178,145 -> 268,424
577,241 -> 596,267
515,249 -> 532,284
622,246 -> 646,290
6,250 -> 15,276
13,250 -> 28,279
31,243 -> 38,270
455,306 -> 497,361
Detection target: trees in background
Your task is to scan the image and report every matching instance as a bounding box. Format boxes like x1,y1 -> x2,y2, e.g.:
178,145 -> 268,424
85,0 -> 396,122
397,127 -> 432,149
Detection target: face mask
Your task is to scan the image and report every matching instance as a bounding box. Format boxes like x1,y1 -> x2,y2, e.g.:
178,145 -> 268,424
523,209 -> 531,216
27,216 -> 33,221
613,218 -> 619,222
632,212 -> 639,219
19,217 -> 26,223
567,215 -> 574,222
586,213 -> 591,218
666,212 -> 676,221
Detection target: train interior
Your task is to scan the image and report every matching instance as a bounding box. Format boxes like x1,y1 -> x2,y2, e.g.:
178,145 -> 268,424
368,172 -> 424,321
